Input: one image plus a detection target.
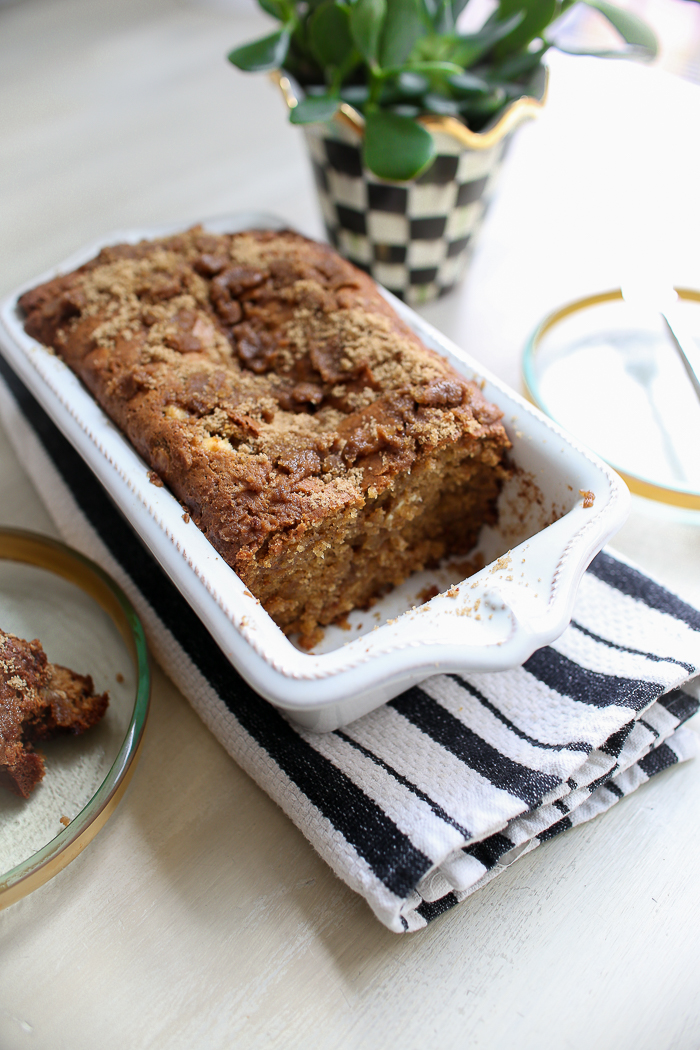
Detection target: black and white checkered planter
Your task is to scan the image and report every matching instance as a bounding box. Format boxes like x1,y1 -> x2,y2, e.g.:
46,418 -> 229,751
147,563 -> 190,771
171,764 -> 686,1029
273,70 -> 545,304
303,121 -> 510,305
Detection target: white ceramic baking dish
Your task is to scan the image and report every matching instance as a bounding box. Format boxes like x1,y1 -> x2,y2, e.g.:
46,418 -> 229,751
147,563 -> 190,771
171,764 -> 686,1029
0,214 -> 629,731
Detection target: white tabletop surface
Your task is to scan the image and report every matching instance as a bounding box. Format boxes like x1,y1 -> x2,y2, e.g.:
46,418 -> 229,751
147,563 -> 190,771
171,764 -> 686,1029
1,1 -> 700,1047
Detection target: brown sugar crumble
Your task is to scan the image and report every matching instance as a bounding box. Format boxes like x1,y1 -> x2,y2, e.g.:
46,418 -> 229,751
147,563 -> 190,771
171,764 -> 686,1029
19,227 -> 511,640
0,628 -> 108,798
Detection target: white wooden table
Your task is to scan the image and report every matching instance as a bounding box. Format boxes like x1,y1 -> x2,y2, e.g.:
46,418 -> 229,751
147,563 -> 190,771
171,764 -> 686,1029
1,2 -> 699,1047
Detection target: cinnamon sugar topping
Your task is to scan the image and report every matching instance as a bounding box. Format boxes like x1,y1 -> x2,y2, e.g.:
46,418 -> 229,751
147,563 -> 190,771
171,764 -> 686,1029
20,227 -> 510,639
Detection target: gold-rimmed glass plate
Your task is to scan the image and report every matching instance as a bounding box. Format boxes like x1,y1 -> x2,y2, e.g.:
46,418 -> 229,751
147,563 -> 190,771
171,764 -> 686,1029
0,529 -> 150,908
523,288 -> 700,511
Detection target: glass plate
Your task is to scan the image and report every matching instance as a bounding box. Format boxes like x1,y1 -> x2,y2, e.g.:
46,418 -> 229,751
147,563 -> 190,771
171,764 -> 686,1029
0,529 -> 150,908
523,288 -> 700,511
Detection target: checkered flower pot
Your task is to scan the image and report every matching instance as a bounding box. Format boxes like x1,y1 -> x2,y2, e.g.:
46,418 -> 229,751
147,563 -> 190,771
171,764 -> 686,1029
274,71 -> 545,305
304,123 -> 511,305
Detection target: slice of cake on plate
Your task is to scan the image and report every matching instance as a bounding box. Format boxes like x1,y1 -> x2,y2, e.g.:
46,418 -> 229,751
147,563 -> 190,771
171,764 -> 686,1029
0,628 -> 108,798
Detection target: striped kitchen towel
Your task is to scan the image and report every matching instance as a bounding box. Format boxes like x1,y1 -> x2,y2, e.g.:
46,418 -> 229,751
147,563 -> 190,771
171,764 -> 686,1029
0,354 -> 698,933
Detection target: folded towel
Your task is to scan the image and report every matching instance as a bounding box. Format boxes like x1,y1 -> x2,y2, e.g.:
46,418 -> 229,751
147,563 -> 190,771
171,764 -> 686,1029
0,354 -> 698,933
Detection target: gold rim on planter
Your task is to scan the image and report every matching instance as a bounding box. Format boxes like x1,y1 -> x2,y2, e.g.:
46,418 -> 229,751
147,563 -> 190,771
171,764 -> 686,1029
272,68 -> 548,150
523,288 -> 700,511
0,529 -> 150,909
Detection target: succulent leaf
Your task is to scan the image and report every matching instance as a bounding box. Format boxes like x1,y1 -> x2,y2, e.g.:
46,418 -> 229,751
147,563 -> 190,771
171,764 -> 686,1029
380,0 -> 425,67
309,2 -> 354,68
567,0 -> 658,58
228,29 -> 292,72
350,0 -> 388,63
493,0 -> 557,58
447,12 -> 525,67
364,109 -> 436,179
448,70 -> 490,95
230,0 -> 659,152
257,0 -> 285,17
289,94 -> 342,122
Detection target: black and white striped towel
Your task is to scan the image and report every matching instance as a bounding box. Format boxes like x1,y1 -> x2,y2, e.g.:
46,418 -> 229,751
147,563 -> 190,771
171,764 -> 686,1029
0,354 -> 698,933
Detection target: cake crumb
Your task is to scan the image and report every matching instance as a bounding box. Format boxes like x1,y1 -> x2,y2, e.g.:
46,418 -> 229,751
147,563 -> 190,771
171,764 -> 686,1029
417,584 -> 440,604
490,553 -> 512,574
59,815 -> 70,827
579,489 -> 595,508
116,672 -> 124,684
147,471 -> 164,487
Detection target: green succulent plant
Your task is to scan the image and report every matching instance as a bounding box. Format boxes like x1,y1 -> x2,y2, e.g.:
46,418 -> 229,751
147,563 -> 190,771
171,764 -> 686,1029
228,0 -> 659,181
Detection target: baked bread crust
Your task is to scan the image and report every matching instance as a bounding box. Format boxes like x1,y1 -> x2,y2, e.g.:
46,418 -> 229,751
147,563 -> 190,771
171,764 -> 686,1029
0,629 -> 109,798
20,228 -> 510,644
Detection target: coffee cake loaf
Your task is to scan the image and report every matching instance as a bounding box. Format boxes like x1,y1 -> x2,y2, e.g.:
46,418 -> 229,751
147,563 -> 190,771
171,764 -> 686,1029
0,628 -> 109,798
20,228 -> 510,645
